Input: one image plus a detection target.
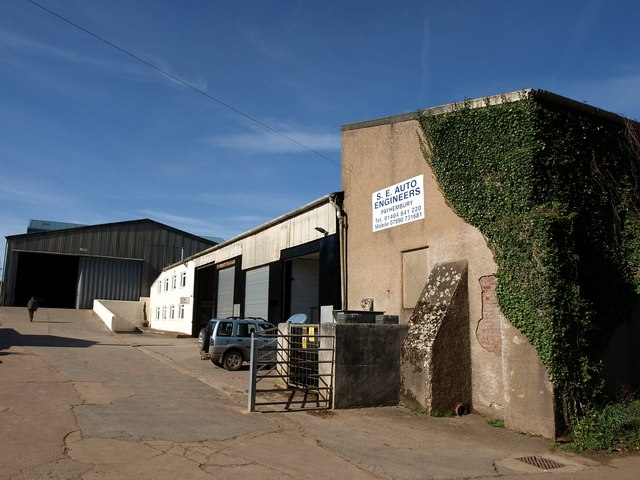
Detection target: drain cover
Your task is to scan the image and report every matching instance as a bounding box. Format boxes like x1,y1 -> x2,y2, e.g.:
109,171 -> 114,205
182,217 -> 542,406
517,456 -> 565,470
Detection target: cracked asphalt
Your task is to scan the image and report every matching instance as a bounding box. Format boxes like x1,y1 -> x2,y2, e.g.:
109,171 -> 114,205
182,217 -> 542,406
1,306 -> 638,479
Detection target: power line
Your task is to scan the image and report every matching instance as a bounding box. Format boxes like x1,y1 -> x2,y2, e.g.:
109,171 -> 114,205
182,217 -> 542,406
25,0 -> 342,168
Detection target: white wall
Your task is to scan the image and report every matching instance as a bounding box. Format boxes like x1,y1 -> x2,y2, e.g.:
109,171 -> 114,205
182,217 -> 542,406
93,299 -> 142,332
149,262 -> 194,335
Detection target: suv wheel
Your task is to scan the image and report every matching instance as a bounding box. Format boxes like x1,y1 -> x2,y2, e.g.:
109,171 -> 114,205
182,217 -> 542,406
223,350 -> 243,371
198,328 -> 211,359
197,328 -> 206,351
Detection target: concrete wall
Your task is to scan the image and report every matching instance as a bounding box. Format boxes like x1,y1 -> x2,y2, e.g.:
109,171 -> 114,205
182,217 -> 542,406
321,323 -> 408,408
93,299 -> 143,332
502,321 -> 557,438
341,115 -> 557,437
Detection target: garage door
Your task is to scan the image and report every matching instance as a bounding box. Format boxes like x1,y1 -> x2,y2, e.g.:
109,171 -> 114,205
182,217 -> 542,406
216,266 -> 235,318
244,266 -> 269,320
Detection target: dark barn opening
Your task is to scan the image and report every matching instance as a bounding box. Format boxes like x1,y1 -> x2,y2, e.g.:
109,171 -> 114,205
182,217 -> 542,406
14,252 -> 79,308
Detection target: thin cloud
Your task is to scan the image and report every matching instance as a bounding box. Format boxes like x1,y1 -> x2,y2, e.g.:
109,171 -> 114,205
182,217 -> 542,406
0,29 -> 207,91
138,209 -> 214,230
233,215 -> 271,224
138,209 -> 261,240
419,16 -> 431,102
192,191 -> 308,213
0,179 -> 78,209
205,123 -> 340,154
562,0 -> 604,64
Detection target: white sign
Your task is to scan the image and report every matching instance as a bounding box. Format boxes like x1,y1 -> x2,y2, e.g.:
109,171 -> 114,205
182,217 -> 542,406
372,174 -> 424,232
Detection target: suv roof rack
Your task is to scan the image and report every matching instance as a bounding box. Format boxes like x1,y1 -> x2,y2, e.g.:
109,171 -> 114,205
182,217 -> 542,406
222,316 -> 266,321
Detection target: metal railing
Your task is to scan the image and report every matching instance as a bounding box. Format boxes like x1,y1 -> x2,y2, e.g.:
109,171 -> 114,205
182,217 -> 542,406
248,326 -> 335,412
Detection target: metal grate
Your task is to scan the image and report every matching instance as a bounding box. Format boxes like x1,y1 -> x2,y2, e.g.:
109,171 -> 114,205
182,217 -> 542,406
517,456 -> 565,470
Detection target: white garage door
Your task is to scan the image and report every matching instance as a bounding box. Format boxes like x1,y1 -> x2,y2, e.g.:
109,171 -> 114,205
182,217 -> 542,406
244,266 -> 269,320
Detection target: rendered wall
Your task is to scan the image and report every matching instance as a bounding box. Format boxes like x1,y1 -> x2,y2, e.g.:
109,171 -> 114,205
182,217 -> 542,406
93,299 -> 142,332
341,116 -> 557,437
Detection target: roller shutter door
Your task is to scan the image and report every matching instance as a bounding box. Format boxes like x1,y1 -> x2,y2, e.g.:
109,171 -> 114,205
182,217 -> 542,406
244,266 -> 269,320
216,266 -> 235,318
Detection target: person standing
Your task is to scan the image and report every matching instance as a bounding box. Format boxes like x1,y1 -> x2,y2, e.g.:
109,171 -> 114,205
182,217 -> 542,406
27,296 -> 38,322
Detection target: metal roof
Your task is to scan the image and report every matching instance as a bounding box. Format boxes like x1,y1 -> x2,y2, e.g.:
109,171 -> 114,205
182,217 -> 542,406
8,218 -> 215,244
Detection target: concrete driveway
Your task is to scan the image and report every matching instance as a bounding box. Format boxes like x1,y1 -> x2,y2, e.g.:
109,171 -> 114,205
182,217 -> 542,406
1,306 -> 637,479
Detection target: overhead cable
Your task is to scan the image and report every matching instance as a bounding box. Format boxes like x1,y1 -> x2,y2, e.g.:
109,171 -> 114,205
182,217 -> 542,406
26,0 -> 341,168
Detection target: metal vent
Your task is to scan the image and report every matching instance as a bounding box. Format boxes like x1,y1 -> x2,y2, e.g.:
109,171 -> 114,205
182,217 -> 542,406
517,456 -> 565,470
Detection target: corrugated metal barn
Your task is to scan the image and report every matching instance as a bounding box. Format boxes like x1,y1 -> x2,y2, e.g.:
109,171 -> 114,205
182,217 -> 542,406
2,219 -> 215,309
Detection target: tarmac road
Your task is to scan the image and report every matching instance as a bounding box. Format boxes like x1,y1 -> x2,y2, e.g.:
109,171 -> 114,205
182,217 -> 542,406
1,306 -> 638,479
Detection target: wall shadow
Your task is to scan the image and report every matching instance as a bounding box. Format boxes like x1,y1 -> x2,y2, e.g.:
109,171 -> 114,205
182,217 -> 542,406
0,328 -> 97,354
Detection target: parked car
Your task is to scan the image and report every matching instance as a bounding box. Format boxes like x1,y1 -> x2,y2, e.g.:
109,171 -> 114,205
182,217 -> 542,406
198,317 -> 277,371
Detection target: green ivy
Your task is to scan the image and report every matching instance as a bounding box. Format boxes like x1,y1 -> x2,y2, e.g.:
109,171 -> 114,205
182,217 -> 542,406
418,93 -> 640,427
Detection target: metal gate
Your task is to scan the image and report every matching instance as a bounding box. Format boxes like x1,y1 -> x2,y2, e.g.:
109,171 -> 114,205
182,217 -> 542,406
248,325 -> 335,412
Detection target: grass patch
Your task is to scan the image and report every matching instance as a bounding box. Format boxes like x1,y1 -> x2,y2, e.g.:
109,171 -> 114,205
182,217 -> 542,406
431,410 -> 454,418
487,418 -> 505,428
568,400 -> 640,452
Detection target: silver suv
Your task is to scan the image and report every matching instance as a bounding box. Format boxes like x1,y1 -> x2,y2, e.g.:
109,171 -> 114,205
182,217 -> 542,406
198,317 -> 276,371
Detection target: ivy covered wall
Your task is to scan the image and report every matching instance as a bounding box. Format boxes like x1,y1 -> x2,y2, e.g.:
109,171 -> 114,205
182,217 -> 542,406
418,90 -> 640,425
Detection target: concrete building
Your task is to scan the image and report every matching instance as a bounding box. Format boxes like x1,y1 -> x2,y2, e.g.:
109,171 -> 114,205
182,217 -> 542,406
341,89 -> 639,438
2,219 -> 215,309
149,193 -> 343,336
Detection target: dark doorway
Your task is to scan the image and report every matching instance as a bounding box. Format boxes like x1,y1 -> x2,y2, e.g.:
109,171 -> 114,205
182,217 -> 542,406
193,264 -> 216,337
14,252 -> 79,308
284,254 -> 320,322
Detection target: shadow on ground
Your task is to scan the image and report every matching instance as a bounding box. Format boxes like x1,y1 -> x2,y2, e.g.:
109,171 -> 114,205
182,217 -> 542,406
0,328 -> 97,353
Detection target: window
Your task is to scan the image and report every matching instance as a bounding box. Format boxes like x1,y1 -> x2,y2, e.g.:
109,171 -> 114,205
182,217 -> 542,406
180,271 -> 187,288
164,278 -> 169,291
237,322 -> 249,337
179,304 -> 185,319
169,305 -> 175,319
171,275 -> 177,289
162,306 -> 167,319
157,282 -> 161,294
156,307 -> 160,320
216,321 -> 233,337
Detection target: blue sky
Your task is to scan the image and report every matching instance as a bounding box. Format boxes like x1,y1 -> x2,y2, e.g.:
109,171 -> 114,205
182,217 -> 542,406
1,0 -> 639,271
